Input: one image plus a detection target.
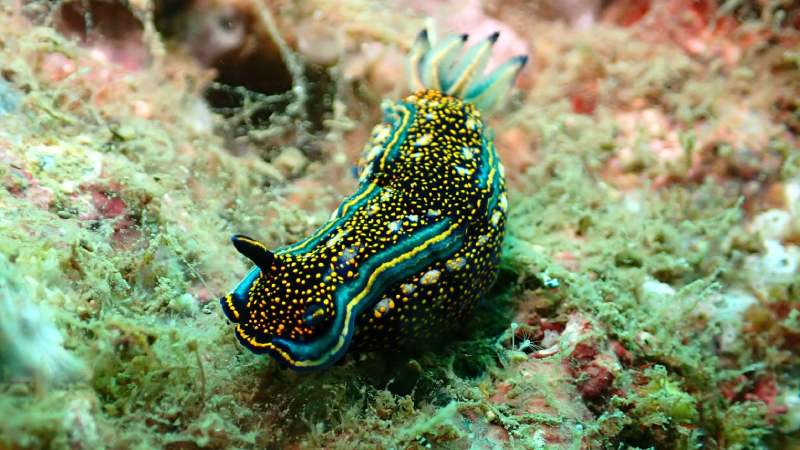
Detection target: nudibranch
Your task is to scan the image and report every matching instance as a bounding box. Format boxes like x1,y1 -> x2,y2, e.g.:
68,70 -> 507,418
220,29 -> 527,371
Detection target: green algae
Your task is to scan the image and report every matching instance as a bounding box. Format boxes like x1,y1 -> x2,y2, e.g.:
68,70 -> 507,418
633,365 -> 698,427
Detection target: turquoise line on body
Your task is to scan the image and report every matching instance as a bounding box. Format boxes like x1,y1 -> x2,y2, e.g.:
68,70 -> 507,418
272,218 -> 463,368
277,183 -> 381,257
378,102 -> 416,171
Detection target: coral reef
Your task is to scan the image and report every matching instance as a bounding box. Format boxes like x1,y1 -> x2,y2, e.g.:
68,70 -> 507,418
0,0 -> 798,448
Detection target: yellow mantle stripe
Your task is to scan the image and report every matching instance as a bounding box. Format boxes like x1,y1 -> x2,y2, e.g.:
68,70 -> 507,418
280,182 -> 377,255
378,105 -> 412,172
237,221 -> 461,367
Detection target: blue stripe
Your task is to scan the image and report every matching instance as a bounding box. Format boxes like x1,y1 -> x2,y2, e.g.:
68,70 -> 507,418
231,266 -> 261,309
374,103 -> 416,173
272,218 -> 463,368
486,146 -> 503,214
477,134 -> 492,189
277,183 -> 381,257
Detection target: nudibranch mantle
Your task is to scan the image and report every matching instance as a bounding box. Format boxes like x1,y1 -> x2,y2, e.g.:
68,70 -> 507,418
220,30 -> 526,371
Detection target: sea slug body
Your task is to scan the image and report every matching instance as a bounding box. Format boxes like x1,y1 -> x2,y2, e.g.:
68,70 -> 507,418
220,29 -> 527,371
